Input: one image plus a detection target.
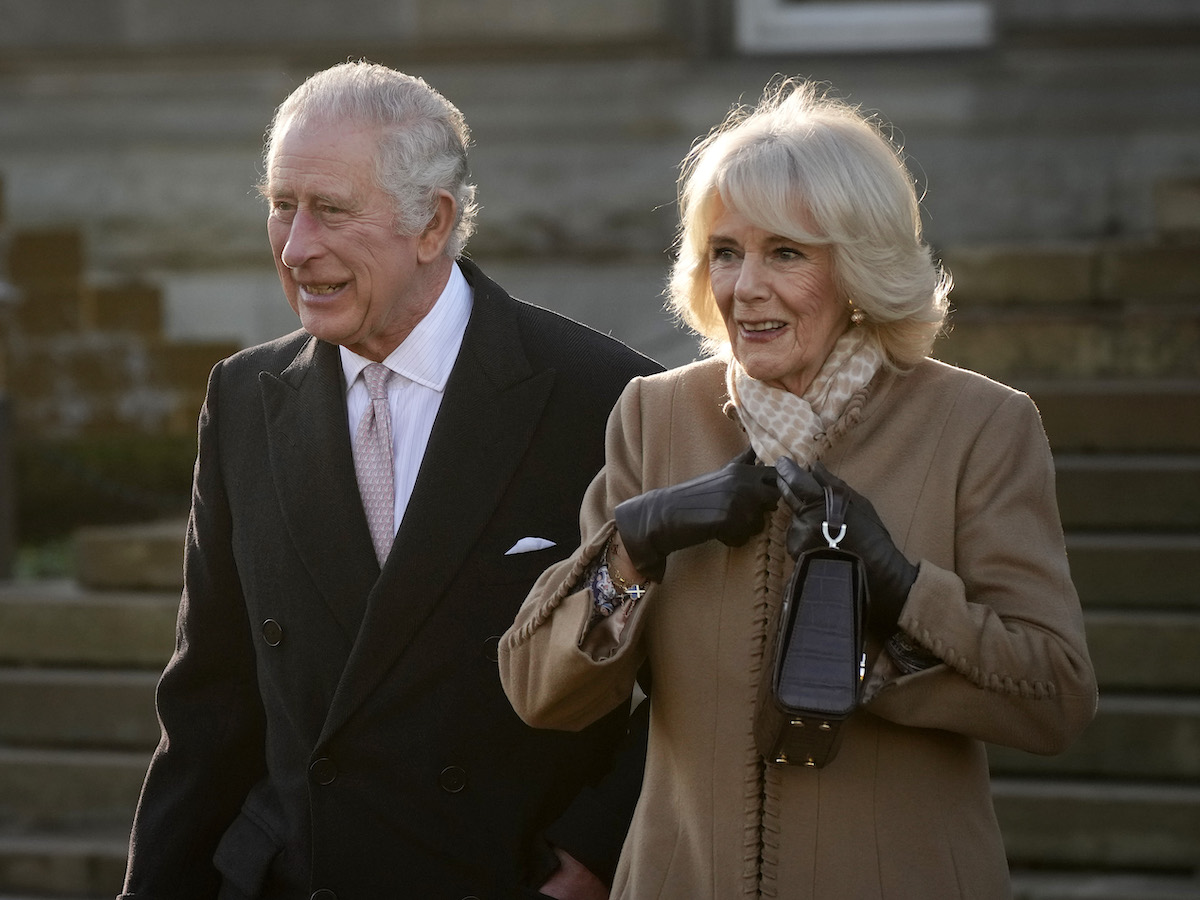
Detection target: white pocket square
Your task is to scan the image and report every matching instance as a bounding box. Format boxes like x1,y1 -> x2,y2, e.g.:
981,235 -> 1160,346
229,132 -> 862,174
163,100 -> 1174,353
505,537 -> 557,555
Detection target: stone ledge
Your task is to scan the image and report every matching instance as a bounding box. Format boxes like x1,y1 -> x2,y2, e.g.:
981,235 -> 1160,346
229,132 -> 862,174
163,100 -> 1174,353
0,668 -> 159,751
1084,610 -> 1200,691
0,747 -> 146,829
1067,533 -> 1200,610
74,520 -> 185,592
988,694 -> 1200,781
1054,453 -> 1200,531
0,830 -> 128,899
0,581 -> 177,669
995,778 -> 1200,871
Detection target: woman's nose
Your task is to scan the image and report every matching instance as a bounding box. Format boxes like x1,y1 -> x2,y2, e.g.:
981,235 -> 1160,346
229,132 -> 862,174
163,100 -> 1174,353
734,255 -> 767,302
280,209 -> 322,269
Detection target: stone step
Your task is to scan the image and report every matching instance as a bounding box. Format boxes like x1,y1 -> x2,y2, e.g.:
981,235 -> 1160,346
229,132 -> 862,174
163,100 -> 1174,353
994,778 -> 1200,872
0,581 -> 176,669
989,694 -> 1200,780
0,831 -> 127,900
73,520 -> 185,592
1,579 -> 1193,686
935,301 -> 1200,381
1025,379 -> 1200,454
1054,453 -> 1200,531
1068,533 -> 1200,610
1010,871 -> 1200,900
942,241 -> 1200,307
0,669 -> 158,751
0,748 -> 145,832
1086,610 -> 1200,692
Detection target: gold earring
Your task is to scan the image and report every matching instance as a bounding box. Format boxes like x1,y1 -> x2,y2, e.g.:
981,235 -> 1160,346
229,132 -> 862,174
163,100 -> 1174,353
849,306 -> 866,326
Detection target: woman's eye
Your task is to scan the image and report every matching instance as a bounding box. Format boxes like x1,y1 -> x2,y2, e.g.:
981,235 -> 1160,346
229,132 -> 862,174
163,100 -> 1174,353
710,247 -> 736,262
776,247 -> 803,260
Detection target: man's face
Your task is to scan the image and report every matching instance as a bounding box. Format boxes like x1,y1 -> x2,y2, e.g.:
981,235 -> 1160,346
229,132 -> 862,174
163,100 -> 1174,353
265,118 -> 446,361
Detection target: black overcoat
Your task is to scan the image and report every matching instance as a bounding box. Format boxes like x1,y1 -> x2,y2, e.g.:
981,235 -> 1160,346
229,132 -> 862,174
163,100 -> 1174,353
121,259 -> 661,900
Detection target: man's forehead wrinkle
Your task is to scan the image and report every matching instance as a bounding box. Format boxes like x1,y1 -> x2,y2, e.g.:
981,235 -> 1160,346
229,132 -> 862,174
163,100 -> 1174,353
268,160 -> 363,207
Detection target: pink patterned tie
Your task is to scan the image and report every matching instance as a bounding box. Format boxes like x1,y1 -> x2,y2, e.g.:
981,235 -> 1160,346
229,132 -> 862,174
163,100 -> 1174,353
354,363 -> 395,564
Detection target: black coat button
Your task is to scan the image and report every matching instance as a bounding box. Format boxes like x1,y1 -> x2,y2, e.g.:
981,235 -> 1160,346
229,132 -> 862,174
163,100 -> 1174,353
261,618 -> 283,647
311,891 -> 337,900
309,757 -> 337,786
439,765 -> 467,793
483,635 -> 501,662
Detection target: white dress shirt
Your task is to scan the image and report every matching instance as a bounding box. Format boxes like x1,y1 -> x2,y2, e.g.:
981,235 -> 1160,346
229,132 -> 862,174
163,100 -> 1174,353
340,262 -> 472,536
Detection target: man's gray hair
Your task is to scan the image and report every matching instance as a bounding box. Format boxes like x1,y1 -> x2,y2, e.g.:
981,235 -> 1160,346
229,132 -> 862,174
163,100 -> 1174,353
263,61 -> 478,258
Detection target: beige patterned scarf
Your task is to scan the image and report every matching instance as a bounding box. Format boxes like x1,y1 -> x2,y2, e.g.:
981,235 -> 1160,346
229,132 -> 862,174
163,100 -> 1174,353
726,330 -> 884,467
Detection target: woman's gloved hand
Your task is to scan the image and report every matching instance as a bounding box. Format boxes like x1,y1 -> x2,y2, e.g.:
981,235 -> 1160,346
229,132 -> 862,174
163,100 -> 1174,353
614,449 -> 779,582
776,457 -> 918,639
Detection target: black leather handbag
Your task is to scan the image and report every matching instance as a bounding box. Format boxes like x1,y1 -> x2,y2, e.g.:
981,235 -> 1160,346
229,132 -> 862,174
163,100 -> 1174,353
754,483 -> 868,768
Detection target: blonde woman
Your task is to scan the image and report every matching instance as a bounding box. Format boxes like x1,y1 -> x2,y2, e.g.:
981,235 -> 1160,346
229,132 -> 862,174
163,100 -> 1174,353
500,79 -> 1096,899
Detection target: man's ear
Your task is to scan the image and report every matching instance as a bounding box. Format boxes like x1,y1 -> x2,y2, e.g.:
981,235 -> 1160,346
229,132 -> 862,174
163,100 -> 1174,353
416,190 -> 456,263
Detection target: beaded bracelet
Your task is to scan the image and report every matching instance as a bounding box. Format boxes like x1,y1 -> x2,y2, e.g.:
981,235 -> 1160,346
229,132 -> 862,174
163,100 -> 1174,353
605,536 -> 647,601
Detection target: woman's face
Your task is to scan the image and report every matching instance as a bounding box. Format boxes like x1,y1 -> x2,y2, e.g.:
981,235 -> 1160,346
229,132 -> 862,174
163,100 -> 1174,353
708,200 -> 849,396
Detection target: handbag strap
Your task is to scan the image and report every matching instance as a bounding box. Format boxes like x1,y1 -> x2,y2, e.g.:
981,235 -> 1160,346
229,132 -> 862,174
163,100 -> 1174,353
822,484 -> 849,549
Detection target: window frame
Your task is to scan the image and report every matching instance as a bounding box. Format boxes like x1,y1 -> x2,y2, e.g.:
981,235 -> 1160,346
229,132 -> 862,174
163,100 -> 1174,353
734,0 -> 995,54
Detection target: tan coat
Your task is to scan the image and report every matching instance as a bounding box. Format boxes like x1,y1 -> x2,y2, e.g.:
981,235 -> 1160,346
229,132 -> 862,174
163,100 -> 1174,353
500,356 -> 1097,900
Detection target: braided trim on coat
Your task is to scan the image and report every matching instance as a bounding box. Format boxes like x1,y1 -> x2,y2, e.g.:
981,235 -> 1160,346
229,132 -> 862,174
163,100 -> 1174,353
748,503 -> 793,897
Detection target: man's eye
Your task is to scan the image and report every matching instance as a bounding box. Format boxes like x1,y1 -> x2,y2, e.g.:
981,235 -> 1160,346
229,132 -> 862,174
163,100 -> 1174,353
271,200 -> 295,213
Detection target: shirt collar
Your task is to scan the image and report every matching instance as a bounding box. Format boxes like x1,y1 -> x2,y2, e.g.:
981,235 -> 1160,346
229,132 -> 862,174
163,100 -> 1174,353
339,261 -> 473,393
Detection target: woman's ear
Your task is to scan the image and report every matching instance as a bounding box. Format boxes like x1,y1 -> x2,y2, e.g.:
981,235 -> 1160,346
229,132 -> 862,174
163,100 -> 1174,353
416,190 -> 456,263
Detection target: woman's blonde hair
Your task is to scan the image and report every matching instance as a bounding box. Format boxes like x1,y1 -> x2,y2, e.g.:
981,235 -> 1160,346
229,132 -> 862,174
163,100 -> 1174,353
667,78 -> 949,367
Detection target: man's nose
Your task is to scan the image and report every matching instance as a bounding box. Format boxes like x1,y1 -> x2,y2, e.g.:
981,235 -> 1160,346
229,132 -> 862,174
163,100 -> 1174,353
280,209 -> 322,269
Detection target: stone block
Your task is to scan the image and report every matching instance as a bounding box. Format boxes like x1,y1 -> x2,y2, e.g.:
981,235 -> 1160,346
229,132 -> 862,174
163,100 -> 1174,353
1055,454 -> 1200,531
995,778 -> 1200,871
1084,610 -> 1200,692
941,244 -> 1097,306
7,229 -> 83,289
1099,242 -> 1200,300
74,519 -> 185,592
417,0 -> 666,41
146,338 -> 237,393
1010,871 -> 1200,900
1154,177 -> 1200,239
0,581 -> 178,669
988,695 -> 1200,781
0,668 -> 160,750
1067,534 -> 1200,610
0,831 -> 130,899
1025,380 -> 1200,453
0,745 -> 146,828
10,284 -> 82,334
80,283 -> 163,336
937,306 -> 1200,380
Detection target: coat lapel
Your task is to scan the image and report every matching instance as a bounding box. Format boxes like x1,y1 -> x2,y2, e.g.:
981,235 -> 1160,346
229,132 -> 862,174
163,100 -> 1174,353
260,336 -> 379,639
320,264 -> 555,743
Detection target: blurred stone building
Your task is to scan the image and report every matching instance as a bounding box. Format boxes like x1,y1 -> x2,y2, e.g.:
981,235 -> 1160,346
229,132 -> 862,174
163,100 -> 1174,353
2,0 -> 1198,363
0,3 -> 1198,898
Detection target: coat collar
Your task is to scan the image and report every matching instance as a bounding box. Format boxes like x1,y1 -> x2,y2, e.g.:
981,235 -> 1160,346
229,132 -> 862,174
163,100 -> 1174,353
260,336 -> 380,640
320,259 -> 557,741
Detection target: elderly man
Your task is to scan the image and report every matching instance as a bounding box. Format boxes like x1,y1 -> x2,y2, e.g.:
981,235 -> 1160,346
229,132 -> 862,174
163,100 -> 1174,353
120,61 -> 659,900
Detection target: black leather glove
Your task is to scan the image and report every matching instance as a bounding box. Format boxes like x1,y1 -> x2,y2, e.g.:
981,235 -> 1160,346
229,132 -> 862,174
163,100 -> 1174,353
776,457 -> 918,639
614,449 -> 779,582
